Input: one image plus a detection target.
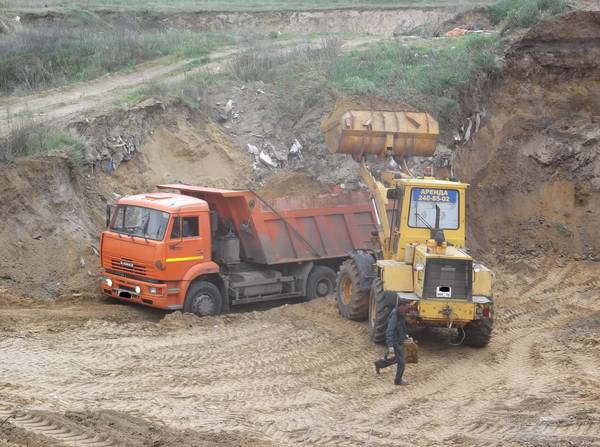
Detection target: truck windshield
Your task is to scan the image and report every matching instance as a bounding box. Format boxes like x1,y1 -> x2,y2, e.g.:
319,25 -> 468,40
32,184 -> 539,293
408,187 -> 459,230
110,205 -> 170,241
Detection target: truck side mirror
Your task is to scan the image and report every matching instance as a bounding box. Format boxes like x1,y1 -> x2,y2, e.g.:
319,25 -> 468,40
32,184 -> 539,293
106,204 -> 114,227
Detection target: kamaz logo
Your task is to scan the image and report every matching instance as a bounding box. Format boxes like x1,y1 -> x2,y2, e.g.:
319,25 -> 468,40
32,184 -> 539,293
120,260 -> 135,269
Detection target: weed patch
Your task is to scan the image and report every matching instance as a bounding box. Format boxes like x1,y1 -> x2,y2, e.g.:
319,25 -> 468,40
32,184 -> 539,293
487,0 -> 569,28
0,23 -> 233,93
327,35 -> 501,126
231,38 -> 341,82
0,119 -> 90,165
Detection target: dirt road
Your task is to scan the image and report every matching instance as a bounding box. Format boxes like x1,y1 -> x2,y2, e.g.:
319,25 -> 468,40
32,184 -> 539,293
1,261 -> 598,446
0,37 -> 379,134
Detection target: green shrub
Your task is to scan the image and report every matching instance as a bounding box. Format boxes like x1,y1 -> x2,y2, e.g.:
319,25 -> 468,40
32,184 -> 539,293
0,119 -> 89,165
328,35 -> 500,126
488,0 -> 569,27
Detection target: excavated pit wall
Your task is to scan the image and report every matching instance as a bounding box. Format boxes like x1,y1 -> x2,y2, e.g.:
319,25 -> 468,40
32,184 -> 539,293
455,11 -> 600,264
22,7 -> 455,36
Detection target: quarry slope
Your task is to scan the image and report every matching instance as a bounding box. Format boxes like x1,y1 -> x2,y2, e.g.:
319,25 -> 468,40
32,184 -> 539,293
455,11 -> 600,264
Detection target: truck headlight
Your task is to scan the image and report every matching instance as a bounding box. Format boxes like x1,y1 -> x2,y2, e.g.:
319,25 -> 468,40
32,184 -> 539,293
473,264 -> 482,273
415,263 -> 425,272
104,277 -> 113,287
135,286 -> 141,294
149,287 -> 157,294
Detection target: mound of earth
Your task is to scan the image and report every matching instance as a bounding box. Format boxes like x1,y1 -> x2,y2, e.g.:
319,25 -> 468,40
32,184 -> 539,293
455,11 -> 600,264
258,172 -> 329,199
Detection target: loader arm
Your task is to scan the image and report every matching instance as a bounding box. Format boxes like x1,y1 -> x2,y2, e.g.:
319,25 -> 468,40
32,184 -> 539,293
360,161 -> 392,259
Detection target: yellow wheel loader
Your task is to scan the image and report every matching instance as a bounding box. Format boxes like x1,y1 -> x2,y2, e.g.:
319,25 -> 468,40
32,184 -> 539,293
321,108 -> 493,347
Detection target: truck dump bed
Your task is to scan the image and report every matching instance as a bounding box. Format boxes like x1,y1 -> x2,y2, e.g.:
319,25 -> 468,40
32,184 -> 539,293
159,184 -> 378,265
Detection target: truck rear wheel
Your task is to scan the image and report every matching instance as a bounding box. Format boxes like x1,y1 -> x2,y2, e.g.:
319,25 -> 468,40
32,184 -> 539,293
463,318 -> 493,347
306,265 -> 337,299
368,278 -> 394,344
183,280 -> 224,316
336,259 -> 369,321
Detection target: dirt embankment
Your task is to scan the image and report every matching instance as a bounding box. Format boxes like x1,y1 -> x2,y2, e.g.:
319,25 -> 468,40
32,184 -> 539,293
21,7 -> 455,36
455,11 -> 600,265
0,102 -> 253,299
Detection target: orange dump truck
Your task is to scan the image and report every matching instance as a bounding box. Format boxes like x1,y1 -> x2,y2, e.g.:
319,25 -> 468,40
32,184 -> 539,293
100,185 -> 381,315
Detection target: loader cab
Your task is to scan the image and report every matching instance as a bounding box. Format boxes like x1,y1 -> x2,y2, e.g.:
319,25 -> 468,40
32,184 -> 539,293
395,178 -> 467,259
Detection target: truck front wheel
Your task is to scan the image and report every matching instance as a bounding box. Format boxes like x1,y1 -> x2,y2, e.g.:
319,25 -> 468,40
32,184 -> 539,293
183,280 -> 224,316
336,259 -> 369,321
306,265 -> 337,299
463,318 -> 493,347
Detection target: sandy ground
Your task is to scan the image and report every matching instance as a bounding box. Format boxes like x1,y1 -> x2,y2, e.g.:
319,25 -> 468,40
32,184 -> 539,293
0,261 -> 598,447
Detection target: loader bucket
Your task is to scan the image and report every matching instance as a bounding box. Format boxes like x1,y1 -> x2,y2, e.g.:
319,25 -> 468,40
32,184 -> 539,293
321,108 -> 439,159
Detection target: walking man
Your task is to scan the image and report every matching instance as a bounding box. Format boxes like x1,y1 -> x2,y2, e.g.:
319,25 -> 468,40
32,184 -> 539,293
374,302 -> 410,385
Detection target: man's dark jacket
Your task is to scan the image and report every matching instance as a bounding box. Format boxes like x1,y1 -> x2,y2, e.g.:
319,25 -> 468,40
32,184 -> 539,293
386,307 -> 407,348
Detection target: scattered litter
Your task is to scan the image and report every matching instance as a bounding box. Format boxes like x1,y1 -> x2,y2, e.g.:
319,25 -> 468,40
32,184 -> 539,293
457,111 -> 485,144
256,89 -> 265,95
247,144 -> 260,155
289,139 -> 302,159
224,99 -> 234,115
445,27 -> 467,37
79,257 -> 86,269
259,151 -> 278,169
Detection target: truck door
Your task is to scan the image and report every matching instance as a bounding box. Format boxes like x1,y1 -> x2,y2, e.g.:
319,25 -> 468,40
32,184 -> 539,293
166,214 -> 207,273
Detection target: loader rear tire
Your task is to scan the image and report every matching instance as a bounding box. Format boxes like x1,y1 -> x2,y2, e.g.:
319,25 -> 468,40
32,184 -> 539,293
368,278 -> 395,344
183,280 -> 224,316
306,265 -> 337,299
336,259 -> 369,321
463,318 -> 493,347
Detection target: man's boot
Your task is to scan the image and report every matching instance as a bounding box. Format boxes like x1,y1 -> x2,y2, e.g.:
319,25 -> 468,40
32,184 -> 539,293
394,379 -> 409,386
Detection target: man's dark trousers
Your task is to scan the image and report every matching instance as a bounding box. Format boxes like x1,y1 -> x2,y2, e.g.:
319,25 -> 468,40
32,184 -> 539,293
375,344 -> 406,382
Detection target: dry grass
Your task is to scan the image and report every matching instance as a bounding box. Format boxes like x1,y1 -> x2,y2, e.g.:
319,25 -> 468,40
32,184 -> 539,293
0,118 -> 90,164
0,22 -> 232,94
231,38 -> 341,82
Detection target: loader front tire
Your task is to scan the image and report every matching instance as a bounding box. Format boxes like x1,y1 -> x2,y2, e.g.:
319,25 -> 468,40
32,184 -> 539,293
368,278 -> 395,344
336,259 -> 369,321
463,318 -> 493,347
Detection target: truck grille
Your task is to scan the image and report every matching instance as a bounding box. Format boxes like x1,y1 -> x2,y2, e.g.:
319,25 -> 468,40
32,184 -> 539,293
423,259 -> 472,300
109,257 -> 148,276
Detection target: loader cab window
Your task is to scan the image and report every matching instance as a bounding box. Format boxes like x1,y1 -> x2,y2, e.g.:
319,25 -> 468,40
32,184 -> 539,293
408,187 -> 459,230
170,216 -> 199,239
